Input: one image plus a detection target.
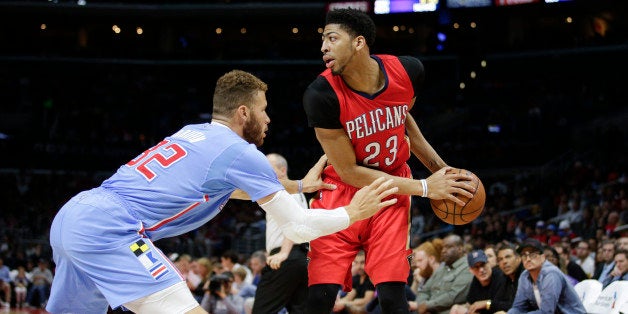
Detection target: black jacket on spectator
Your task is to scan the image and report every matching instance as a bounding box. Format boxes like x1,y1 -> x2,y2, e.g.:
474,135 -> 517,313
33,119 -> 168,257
567,261 -> 588,282
491,263 -> 524,312
466,267 -> 506,314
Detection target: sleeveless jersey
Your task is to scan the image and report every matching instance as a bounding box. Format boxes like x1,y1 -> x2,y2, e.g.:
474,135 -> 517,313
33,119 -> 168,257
101,122 -> 283,240
305,55 -> 417,174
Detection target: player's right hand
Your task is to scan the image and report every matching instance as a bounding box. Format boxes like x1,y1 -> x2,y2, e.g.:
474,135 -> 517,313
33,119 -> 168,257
346,177 -> 398,224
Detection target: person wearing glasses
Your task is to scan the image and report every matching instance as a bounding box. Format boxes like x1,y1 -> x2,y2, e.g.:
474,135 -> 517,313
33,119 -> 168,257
507,238 -> 585,314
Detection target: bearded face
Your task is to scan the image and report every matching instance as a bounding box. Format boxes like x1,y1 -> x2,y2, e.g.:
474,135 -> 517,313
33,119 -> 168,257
419,263 -> 434,279
243,108 -> 265,147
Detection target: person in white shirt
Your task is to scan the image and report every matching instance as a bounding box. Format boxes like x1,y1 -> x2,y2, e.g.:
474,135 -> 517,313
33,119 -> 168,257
574,240 -> 595,278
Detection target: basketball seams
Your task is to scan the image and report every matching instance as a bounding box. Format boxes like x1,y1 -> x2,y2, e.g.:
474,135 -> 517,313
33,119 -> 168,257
429,168 -> 485,225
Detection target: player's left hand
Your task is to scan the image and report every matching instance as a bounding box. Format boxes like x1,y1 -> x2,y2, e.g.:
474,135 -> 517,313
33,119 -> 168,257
267,252 -> 289,270
346,177 -> 398,224
301,155 -> 337,193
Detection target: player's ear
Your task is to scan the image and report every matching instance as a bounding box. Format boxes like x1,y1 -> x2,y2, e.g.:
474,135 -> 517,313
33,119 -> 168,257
355,36 -> 366,49
237,105 -> 249,119
233,105 -> 249,125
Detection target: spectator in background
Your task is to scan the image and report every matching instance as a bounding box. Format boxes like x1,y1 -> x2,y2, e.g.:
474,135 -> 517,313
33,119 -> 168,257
332,251 -> 375,314
617,237 -> 628,251
605,211 -> 620,236
593,239 -> 616,283
491,244 -> 523,313
387,238 -> 442,313
553,243 -> 588,282
174,254 -> 202,294
412,234 -> 473,314
13,265 -> 30,309
450,250 -> 505,314
252,153 -> 309,314
222,251 -> 253,285
27,259 -> 53,308
602,249 -> 628,288
508,239 -> 585,314
484,245 -> 498,269
232,266 -> 256,300
201,273 -> 243,314
531,221 -> 547,244
574,240 -> 595,278
546,224 -> 561,246
191,257 -> 214,303
410,238 -> 443,295
558,220 -> 576,240
248,250 -> 266,287
544,246 -> 578,286
0,258 -> 11,308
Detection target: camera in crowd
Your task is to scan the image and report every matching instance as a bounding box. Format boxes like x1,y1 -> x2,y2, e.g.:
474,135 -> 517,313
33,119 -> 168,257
208,272 -> 233,294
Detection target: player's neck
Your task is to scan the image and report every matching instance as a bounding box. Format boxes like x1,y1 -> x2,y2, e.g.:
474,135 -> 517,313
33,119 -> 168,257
212,117 -> 243,138
342,56 -> 383,95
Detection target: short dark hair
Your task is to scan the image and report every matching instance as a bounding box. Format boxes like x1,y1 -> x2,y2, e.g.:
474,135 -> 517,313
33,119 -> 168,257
615,249 -> 628,259
497,243 -> 518,256
545,247 -> 560,260
326,8 -> 376,47
221,250 -> 240,263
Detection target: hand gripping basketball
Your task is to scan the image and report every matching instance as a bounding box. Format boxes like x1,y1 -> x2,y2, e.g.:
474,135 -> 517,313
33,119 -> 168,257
428,168 -> 486,225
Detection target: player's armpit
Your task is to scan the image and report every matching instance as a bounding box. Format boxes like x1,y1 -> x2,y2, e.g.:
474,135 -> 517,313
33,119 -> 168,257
230,189 -> 250,200
405,114 -> 447,173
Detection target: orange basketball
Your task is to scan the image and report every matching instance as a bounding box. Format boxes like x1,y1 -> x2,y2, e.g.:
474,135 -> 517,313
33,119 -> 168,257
430,168 -> 486,225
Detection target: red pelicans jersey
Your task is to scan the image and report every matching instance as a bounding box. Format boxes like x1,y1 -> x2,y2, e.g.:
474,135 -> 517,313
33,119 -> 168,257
304,55 -> 424,175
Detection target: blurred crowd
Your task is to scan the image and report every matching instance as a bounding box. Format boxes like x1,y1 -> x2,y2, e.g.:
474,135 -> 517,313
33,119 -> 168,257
0,149 -> 625,310
0,2 -> 626,310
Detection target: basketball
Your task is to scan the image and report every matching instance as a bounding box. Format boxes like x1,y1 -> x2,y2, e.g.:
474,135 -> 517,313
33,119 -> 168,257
430,168 -> 486,225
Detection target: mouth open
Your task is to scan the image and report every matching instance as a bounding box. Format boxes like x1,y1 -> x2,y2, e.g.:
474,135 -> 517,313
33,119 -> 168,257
323,55 -> 335,69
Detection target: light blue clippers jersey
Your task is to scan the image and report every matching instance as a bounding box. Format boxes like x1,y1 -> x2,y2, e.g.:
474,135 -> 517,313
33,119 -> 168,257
101,122 -> 283,240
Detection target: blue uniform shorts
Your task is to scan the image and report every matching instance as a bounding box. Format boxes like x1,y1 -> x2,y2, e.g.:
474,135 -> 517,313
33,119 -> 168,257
46,188 -> 184,313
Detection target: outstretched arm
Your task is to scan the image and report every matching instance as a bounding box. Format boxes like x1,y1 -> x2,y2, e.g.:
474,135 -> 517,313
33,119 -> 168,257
230,155 -> 336,200
257,177 -> 398,243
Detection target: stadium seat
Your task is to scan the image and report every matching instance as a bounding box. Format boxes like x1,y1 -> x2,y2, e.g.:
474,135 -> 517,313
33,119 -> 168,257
573,279 -> 603,312
586,280 -> 628,314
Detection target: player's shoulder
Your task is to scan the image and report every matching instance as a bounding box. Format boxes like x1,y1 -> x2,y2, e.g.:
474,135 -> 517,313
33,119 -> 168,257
397,55 -> 424,72
304,74 -> 335,100
306,73 -> 332,91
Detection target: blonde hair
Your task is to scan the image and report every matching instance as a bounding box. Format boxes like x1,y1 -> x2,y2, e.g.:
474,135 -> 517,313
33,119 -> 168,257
212,70 -> 268,118
232,266 -> 248,280
195,257 -> 213,281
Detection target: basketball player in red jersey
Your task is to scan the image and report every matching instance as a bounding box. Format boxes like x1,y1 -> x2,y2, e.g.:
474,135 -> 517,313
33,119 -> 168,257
302,8 -> 477,313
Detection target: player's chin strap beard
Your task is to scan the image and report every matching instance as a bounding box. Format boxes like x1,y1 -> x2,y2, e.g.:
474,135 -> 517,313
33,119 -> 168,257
333,49 -> 359,76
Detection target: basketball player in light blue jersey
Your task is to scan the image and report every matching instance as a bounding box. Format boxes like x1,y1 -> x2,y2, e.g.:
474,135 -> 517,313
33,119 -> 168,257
46,70 -> 399,314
